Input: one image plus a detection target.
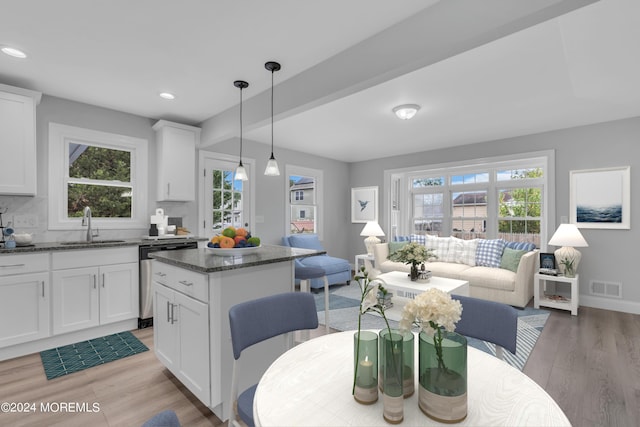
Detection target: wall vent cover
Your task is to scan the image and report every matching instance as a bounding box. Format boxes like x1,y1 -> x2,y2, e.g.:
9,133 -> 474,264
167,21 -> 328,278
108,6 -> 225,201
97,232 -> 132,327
590,280 -> 622,299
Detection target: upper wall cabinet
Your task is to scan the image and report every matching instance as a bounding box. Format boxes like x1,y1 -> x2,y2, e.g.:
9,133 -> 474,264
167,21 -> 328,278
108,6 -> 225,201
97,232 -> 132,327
153,120 -> 200,201
0,84 -> 42,195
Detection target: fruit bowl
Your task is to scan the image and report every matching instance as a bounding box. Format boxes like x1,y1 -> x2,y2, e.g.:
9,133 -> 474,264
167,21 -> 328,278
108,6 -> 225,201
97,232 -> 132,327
206,245 -> 262,256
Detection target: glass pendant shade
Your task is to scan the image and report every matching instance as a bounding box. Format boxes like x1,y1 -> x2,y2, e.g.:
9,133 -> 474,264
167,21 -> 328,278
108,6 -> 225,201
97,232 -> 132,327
234,80 -> 249,181
264,154 -> 280,176
264,61 -> 281,176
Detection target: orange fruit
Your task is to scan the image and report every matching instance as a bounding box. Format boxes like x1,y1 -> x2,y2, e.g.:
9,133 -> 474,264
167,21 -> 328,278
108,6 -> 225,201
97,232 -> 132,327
219,236 -> 235,248
236,228 -> 248,237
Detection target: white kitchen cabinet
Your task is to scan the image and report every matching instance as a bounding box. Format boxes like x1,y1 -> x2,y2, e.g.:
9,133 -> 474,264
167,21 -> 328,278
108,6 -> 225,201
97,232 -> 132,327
0,253 -> 50,348
153,120 -> 200,201
51,247 -> 138,335
0,84 -> 42,195
154,281 -> 210,405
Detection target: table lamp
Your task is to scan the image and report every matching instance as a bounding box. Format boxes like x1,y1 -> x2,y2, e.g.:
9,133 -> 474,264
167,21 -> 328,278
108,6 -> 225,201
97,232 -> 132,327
548,223 -> 588,277
360,221 -> 385,256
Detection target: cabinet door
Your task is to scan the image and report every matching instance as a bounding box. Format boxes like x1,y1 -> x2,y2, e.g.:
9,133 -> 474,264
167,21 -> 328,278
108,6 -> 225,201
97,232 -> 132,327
99,262 -> 139,325
155,122 -> 198,201
52,267 -> 99,334
0,89 -> 37,195
175,291 -> 210,405
0,272 -> 50,347
153,283 -> 178,369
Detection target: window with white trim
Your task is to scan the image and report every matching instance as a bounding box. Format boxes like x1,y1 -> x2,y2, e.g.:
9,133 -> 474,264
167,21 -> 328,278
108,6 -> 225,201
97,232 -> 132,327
48,123 -> 148,230
388,154 -> 550,248
286,165 -> 323,237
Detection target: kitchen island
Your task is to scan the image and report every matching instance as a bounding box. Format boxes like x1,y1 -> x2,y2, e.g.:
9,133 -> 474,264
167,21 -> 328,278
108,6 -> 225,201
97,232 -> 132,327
149,245 -> 324,421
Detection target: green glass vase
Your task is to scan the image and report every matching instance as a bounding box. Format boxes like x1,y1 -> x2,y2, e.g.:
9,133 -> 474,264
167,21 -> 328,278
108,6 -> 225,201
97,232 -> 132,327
418,330 -> 467,423
379,329 -> 404,424
353,331 -> 378,404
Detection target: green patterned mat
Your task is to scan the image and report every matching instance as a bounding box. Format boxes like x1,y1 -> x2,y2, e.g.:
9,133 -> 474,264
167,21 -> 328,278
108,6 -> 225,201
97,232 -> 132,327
40,331 -> 148,380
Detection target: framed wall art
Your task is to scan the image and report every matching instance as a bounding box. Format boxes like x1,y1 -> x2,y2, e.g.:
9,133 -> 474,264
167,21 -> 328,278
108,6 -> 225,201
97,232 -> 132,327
351,186 -> 378,223
570,166 -> 630,229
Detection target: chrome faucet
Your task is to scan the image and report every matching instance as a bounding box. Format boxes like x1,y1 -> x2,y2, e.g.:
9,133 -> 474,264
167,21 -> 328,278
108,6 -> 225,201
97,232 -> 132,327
82,206 -> 93,242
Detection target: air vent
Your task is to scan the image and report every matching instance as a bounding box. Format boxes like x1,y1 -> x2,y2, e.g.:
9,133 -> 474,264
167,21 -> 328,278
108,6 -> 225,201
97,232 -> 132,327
590,280 -> 622,299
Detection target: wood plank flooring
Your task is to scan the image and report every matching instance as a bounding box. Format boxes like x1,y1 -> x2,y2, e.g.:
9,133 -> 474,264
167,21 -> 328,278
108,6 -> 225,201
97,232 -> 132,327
0,305 -> 638,426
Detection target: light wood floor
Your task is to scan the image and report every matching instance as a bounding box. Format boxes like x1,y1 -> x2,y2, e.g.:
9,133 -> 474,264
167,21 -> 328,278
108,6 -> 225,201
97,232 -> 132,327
1,305 -> 639,426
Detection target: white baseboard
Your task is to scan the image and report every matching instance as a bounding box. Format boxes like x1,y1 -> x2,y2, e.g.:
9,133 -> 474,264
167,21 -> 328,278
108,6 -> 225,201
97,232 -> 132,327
579,295 -> 640,315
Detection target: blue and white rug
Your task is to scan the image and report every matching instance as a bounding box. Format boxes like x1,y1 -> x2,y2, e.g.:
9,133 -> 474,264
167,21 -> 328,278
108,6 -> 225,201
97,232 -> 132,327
314,284 -> 549,371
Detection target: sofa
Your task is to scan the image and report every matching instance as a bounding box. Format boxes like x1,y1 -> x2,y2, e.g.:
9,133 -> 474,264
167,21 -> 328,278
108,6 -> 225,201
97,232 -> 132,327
372,235 -> 538,308
282,234 -> 351,290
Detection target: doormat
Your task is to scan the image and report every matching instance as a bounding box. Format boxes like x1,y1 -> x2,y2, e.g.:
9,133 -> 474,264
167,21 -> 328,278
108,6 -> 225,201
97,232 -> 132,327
40,331 -> 148,380
314,284 -> 549,371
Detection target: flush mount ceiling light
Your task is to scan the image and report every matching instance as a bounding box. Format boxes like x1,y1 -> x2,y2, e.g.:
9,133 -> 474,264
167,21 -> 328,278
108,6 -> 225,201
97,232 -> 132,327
159,92 -> 175,100
1,46 -> 27,59
264,61 -> 281,176
234,80 -> 249,181
393,104 -> 421,120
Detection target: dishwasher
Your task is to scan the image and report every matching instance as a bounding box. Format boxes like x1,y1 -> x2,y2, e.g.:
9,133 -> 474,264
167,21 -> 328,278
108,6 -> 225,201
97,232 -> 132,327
138,240 -> 198,328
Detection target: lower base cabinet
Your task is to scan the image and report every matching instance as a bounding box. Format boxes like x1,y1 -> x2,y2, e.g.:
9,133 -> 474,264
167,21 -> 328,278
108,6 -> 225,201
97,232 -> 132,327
0,272 -> 50,347
154,282 -> 210,405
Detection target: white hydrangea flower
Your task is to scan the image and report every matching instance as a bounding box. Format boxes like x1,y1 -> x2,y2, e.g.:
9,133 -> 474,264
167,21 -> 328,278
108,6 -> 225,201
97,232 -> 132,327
399,288 -> 462,335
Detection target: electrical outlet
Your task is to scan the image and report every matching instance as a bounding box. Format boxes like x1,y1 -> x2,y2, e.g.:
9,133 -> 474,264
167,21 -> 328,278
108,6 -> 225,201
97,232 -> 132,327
13,214 -> 38,228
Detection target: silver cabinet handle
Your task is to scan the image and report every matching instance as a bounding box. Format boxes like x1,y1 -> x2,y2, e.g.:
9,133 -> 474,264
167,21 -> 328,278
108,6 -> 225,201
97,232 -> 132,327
102,273 -> 105,288
170,303 -> 177,324
178,280 -> 193,286
167,300 -> 172,323
0,263 -> 26,268
93,275 -> 97,289
42,281 -> 45,298
167,183 -> 171,196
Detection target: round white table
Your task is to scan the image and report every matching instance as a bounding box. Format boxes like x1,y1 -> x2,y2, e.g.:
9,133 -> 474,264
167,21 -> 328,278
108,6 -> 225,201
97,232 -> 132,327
254,331 -> 570,427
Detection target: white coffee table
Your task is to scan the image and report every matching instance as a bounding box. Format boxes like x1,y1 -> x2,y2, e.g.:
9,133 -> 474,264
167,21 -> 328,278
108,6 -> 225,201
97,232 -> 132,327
374,271 -> 469,321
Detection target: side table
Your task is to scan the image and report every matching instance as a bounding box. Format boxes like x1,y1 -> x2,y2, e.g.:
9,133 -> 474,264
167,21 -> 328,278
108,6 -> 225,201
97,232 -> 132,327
354,253 -> 375,272
534,273 -> 579,316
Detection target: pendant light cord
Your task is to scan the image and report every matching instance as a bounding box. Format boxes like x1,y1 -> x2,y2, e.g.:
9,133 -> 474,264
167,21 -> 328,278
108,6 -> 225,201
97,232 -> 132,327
270,69 -> 274,156
239,85 -> 244,165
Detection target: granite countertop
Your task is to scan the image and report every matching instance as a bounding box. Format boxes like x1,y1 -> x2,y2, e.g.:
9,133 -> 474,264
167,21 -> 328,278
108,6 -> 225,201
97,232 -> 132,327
150,244 -> 325,273
0,236 -> 208,254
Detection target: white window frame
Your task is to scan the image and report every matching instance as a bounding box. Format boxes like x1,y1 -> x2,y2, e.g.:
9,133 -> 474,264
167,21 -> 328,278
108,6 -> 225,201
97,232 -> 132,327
383,150 -> 555,251
285,164 -> 324,239
48,123 -> 148,230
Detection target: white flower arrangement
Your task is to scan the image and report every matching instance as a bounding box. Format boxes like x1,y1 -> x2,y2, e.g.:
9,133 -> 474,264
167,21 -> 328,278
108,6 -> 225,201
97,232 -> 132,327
388,242 -> 435,266
399,288 -> 462,335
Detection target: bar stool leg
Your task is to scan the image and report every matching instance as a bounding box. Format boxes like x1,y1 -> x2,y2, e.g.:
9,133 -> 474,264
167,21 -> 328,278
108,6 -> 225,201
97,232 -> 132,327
300,279 -> 311,342
323,276 -> 330,334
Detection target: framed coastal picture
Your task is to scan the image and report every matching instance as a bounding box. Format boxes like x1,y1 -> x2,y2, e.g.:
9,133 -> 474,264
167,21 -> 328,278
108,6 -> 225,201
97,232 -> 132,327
570,166 -> 630,229
351,186 -> 378,223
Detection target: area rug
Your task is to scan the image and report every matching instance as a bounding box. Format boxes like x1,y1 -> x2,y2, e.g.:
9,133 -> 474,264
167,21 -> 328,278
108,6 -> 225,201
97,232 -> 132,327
314,284 -> 549,371
40,331 -> 148,380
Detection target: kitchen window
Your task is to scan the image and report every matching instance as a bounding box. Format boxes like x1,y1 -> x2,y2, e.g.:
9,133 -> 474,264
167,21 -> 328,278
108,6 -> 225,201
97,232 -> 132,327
48,123 -> 148,230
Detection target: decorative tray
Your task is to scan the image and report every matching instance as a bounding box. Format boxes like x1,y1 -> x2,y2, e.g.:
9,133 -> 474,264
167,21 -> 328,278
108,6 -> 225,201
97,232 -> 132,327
206,245 -> 261,256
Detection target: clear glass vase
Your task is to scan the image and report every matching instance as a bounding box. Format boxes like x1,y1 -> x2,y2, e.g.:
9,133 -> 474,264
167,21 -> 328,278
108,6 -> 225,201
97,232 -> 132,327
353,331 -> 378,404
418,330 -> 467,423
379,329 -> 404,424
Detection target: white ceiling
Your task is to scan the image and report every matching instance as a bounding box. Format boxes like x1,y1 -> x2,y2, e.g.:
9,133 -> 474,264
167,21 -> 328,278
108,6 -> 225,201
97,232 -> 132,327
1,0 -> 639,163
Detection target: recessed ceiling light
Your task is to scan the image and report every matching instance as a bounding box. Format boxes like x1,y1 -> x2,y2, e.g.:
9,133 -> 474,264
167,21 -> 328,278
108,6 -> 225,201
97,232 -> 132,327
1,46 -> 27,59
159,92 -> 175,100
393,104 -> 421,120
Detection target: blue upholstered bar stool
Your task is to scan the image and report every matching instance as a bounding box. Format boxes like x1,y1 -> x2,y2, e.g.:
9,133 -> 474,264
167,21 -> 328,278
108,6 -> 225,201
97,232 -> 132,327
295,266 -> 330,334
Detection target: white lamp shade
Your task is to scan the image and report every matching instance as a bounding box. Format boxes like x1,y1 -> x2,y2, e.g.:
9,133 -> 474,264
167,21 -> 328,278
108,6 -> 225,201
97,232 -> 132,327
360,221 -> 385,237
264,157 -> 280,176
548,224 -> 588,247
234,164 -> 248,181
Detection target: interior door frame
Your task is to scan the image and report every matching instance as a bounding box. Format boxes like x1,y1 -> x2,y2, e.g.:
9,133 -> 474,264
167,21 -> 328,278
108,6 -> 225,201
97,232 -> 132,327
198,150 -> 255,238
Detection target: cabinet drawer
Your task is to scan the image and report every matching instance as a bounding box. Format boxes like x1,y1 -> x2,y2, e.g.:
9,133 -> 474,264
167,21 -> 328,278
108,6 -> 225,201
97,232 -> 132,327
52,247 -> 137,270
154,262 -> 208,303
0,253 -> 50,276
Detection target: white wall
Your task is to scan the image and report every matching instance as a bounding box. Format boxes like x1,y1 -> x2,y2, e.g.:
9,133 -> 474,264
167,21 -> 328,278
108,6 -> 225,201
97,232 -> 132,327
349,116 -> 640,314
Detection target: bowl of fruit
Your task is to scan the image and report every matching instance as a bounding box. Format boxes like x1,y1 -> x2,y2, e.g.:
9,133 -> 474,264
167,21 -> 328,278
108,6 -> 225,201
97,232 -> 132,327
206,227 -> 261,255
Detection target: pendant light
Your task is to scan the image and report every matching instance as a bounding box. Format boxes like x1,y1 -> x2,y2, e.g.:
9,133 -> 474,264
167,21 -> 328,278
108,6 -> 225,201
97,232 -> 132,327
264,61 -> 281,176
234,80 -> 249,181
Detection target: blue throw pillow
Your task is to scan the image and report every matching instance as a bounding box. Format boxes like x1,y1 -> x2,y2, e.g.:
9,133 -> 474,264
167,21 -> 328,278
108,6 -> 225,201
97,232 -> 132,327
505,241 -> 536,252
288,234 -> 324,251
476,239 -> 506,268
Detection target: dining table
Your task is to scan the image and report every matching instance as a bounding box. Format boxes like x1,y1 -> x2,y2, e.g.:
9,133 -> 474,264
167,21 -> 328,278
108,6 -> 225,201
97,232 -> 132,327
253,330 -> 570,426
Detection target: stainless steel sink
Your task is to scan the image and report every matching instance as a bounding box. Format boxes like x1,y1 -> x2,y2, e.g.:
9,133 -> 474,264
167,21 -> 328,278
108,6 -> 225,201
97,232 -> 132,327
60,240 -> 126,245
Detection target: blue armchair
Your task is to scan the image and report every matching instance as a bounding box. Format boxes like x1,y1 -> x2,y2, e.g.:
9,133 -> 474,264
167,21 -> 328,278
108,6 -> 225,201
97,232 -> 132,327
282,234 -> 352,290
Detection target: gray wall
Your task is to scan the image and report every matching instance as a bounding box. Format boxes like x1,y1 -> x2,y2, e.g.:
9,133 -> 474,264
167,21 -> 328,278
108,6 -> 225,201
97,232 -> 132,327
349,116 -> 640,314
200,139 -> 351,261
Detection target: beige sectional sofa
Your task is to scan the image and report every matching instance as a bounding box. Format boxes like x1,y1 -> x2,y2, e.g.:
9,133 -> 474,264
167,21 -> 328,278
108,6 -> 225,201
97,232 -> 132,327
372,238 -> 538,308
